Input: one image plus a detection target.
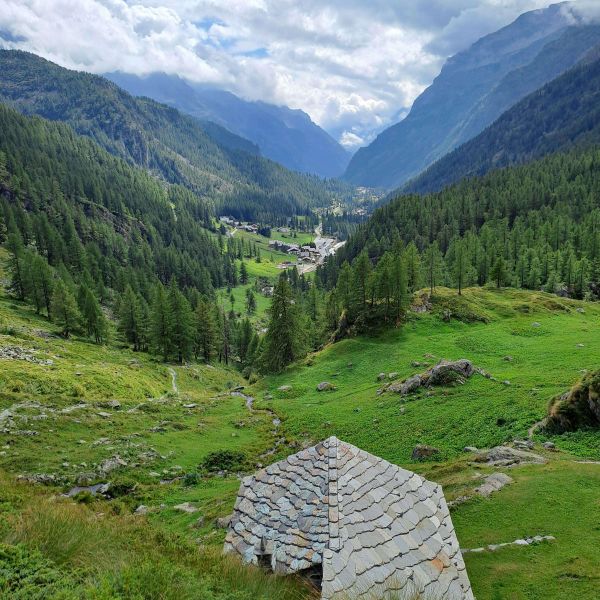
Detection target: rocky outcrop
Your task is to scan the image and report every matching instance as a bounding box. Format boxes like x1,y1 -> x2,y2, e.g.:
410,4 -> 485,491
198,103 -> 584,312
546,370 -> 600,433
411,444 -> 440,461
475,446 -> 546,467
383,359 -> 475,396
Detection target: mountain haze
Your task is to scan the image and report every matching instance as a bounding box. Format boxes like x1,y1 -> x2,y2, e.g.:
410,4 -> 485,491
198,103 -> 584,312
106,72 -> 350,178
343,3 -> 600,189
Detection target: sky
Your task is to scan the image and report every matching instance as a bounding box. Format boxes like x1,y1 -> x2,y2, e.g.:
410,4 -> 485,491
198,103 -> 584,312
0,1 -> 597,149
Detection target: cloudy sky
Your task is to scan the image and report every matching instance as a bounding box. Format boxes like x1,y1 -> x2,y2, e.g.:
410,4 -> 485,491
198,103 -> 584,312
0,1 -> 596,148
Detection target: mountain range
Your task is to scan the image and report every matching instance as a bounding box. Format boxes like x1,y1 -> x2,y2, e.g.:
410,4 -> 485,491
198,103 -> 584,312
105,72 -> 350,179
405,47 -> 600,194
343,2 -> 600,190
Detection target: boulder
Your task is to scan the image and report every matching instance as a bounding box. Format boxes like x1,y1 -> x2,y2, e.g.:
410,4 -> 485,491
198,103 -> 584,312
543,441 -> 556,450
316,382 -> 336,392
463,446 -> 479,453
425,359 -> 474,387
411,445 -> 440,461
98,455 -> 127,475
513,439 -> 534,450
388,372 -> 399,380
278,385 -> 292,392
134,505 -> 149,515
98,400 -> 121,409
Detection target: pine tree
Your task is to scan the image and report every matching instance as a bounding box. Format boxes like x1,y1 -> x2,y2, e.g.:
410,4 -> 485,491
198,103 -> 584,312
240,262 -> 249,284
78,284 -> 108,343
118,286 -> 144,351
491,255 -> 508,289
245,289 -> 257,315
194,299 -> 217,362
423,242 -> 443,295
167,279 -> 194,363
150,284 -> 173,361
51,279 -> 80,338
6,232 -> 26,300
260,275 -> 306,373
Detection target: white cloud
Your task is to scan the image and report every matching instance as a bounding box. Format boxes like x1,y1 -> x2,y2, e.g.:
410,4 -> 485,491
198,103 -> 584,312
0,1 -> 593,149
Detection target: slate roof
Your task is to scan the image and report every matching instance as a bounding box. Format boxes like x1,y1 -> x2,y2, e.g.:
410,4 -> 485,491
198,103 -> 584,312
224,437 -> 474,599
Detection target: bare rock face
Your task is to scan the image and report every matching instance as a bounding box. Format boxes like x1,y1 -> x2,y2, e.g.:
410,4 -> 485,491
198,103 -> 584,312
476,446 -> 546,467
411,444 -> 440,461
474,472 -> 513,497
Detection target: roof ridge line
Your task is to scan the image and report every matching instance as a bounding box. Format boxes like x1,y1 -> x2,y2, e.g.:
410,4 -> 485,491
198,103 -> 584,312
327,436 -> 340,552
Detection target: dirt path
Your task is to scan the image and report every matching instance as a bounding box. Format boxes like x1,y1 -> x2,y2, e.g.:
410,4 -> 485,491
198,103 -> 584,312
168,368 -> 178,394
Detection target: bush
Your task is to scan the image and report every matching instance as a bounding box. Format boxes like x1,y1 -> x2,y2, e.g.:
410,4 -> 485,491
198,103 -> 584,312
0,543 -> 70,599
200,450 -> 246,473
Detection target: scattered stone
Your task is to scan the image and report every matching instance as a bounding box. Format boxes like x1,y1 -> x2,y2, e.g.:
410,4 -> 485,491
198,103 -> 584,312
17,473 -> 57,485
0,345 -> 54,365
411,444 -> 440,461
98,400 -> 121,409
377,373 -> 386,381
174,502 -> 199,514
135,505 -> 149,515
183,403 -> 198,409
190,516 -> 206,529
98,455 -> 127,475
388,372 -> 399,380
316,382 -> 336,392
543,441 -> 556,450
503,356 -> 513,362
476,446 -> 546,467
532,322 -> 541,328
513,439 -> 534,450
463,446 -> 479,453
576,308 -> 585,314
97,411 -> 112,419
278,385 -> 292,392
411,361 -> 421,368
474,473 -> 513,497
502,380 -> 511,386
576,343 -> 585,348
463,535 -> 555,554
215,514 -> 232,529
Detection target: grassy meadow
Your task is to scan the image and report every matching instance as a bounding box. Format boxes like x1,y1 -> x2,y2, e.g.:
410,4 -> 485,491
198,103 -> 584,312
1,282 -> 599,599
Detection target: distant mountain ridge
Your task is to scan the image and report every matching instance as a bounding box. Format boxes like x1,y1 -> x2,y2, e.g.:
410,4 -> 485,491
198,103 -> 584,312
343,2 -> 600,189
105,72 -> 350,179
404,49 -> 600,194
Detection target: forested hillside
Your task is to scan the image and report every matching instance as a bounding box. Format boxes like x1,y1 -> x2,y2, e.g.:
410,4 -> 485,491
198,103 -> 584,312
319,148 -> 600,330
106,72 -> 350,178
0,50 -> 344,224
406,54 -> 600,194
344,5 -> 600,189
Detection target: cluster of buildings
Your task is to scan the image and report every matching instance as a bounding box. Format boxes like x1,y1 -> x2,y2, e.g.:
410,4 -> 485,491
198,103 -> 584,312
219,216 -> 258,233
268,240 -> 321,264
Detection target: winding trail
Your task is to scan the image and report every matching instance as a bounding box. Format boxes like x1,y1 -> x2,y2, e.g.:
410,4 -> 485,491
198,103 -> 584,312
168,368 -> 178,395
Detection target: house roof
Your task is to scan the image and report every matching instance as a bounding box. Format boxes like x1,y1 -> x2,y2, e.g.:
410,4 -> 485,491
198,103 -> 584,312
224,437 -> 474,599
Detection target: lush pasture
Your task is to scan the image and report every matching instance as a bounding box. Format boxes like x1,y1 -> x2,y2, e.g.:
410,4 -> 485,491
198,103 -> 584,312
1,285 -> 600,599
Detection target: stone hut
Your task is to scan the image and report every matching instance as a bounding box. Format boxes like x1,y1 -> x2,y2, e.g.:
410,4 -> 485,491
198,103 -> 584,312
224,437 -> 474,599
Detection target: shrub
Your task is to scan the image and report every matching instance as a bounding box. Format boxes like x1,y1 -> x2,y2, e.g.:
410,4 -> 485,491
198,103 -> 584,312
200,450 -> 246,473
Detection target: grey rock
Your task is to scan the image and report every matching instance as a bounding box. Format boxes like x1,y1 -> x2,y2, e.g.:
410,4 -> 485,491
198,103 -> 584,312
317,382 -> 336,392
278,385 -> 292,392
513,439 -> 534,450
174,502 -> 199,514
475,472 -> 513,497
134,505 -> 149,515
388,372 -> 399,380
543,441 -> 556,450
463,446 -> 479,453
478,446 -> 546,467
377,373 -> 386,381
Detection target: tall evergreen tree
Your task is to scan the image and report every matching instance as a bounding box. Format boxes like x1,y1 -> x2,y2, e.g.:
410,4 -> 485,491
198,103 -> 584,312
260,275 -> 306,373
51,279 -> 80,338
167,279 -> 194,363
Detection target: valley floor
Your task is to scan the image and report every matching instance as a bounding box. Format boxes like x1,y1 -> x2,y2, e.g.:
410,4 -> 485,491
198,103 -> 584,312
1,286 -> 599,598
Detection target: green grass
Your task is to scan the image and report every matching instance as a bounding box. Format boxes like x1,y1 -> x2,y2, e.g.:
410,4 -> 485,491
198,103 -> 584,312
2,283 -> 600,599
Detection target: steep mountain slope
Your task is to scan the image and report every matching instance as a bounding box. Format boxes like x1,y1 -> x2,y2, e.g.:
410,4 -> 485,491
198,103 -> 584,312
0,50 -> 339,223
106,72 -> 350,178
344,3 -> 600,189
406,51 -> 600,194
